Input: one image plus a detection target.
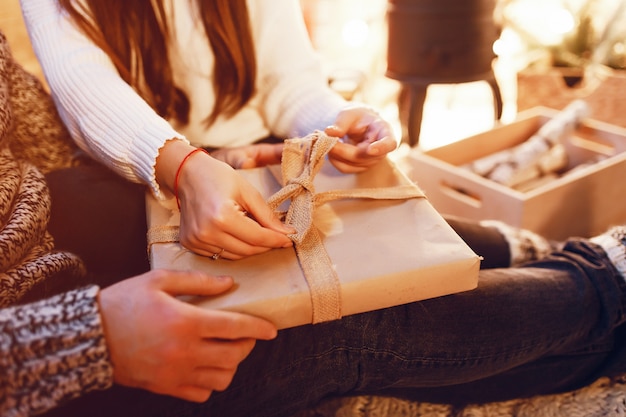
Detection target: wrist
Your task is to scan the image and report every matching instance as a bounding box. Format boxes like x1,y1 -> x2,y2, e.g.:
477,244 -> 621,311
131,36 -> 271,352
173,148 -> 210,209
155,139 -> 198,195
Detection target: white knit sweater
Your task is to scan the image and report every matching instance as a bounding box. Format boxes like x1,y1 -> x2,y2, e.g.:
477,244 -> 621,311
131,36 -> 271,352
20,0 -> 348,197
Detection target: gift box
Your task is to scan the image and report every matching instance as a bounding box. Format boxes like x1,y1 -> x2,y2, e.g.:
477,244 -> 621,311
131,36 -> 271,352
403,107 -> 626,240
147,135 -> 480,330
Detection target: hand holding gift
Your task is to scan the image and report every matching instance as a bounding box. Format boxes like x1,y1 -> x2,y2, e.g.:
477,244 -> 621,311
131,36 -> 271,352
155,139 -> 295,261
156,105 -> 397,261
99,269 -> 276,402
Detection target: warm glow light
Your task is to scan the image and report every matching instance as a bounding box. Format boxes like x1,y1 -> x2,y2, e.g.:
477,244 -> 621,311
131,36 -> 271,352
341,19 -> 369,48
552,8 -> 576,34
493,28 -> 524,57
506,2 -> 577,46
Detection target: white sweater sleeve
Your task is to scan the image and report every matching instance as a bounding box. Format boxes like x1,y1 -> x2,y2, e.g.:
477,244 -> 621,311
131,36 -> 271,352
251,0 -> 349,138
19,0 -> 187,198
20,0 -> 352,196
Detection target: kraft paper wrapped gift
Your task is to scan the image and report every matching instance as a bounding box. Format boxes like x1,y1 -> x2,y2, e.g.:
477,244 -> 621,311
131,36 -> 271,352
147,134 -> 480,330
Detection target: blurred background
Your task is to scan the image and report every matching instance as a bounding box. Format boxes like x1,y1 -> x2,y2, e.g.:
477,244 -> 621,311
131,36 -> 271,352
299,0 -> 626,150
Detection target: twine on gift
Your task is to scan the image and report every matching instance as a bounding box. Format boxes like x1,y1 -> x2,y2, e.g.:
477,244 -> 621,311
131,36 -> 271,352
146,131 -> 426,325
146,225 -> 180,252
266,132 -> 425,324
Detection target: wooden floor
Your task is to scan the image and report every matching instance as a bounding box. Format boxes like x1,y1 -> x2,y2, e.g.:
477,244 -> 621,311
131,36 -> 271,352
1,0 -> 44,81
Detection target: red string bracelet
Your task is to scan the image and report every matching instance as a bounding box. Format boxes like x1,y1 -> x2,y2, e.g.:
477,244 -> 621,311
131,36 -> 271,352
173,148 -> 209,210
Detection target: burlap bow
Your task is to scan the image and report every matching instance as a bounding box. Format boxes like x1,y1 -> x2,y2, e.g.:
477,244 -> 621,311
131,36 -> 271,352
264,132 -> 425,323
147,132 -> 426,324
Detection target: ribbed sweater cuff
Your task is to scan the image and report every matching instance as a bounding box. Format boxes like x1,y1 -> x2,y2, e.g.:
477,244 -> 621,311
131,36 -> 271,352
591,226 -> 626,281
0,285 -> 113,417
479,219 -> 552,266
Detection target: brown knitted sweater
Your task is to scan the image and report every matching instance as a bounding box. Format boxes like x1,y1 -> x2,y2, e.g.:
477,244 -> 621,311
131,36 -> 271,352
0,31 -> 113,417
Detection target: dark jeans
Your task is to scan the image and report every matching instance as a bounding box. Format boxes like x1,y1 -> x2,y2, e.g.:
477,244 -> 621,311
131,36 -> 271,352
45,163 -> 150,288
43,164 -> 626,417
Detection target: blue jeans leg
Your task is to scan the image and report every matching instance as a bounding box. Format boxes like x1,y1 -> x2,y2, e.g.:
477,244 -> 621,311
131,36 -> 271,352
192,239 -> 626,416
42,239 -> 626,417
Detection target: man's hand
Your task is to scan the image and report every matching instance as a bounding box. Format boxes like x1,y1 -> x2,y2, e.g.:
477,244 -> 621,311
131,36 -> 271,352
98,270 -> 277,402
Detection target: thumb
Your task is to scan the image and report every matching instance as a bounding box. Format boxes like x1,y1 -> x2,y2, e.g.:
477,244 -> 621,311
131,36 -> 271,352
325,108 -> 363,138
239,157 -> 257,169
229,153 -> 252,170
241,186 -> 295,235
253,144 -> 284,167
325,124 -> 347,138
153,270 -> 235,297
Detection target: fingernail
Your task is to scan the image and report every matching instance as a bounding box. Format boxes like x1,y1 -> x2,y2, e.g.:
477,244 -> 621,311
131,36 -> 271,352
216,275 -> 233,282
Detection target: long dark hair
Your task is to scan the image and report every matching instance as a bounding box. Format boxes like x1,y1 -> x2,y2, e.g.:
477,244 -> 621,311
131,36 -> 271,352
58,0 -> 256,125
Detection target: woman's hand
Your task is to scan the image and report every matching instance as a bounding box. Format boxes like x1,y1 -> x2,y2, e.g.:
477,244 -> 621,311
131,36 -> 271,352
210,143 -> 283,169
156,140 -> 294,260
325,105 -> 398,173
98,270 -> 277,402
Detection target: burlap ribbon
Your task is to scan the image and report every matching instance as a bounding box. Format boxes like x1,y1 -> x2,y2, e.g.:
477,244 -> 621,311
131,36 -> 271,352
147,132 -> 426,324
266,132 -> 426,323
